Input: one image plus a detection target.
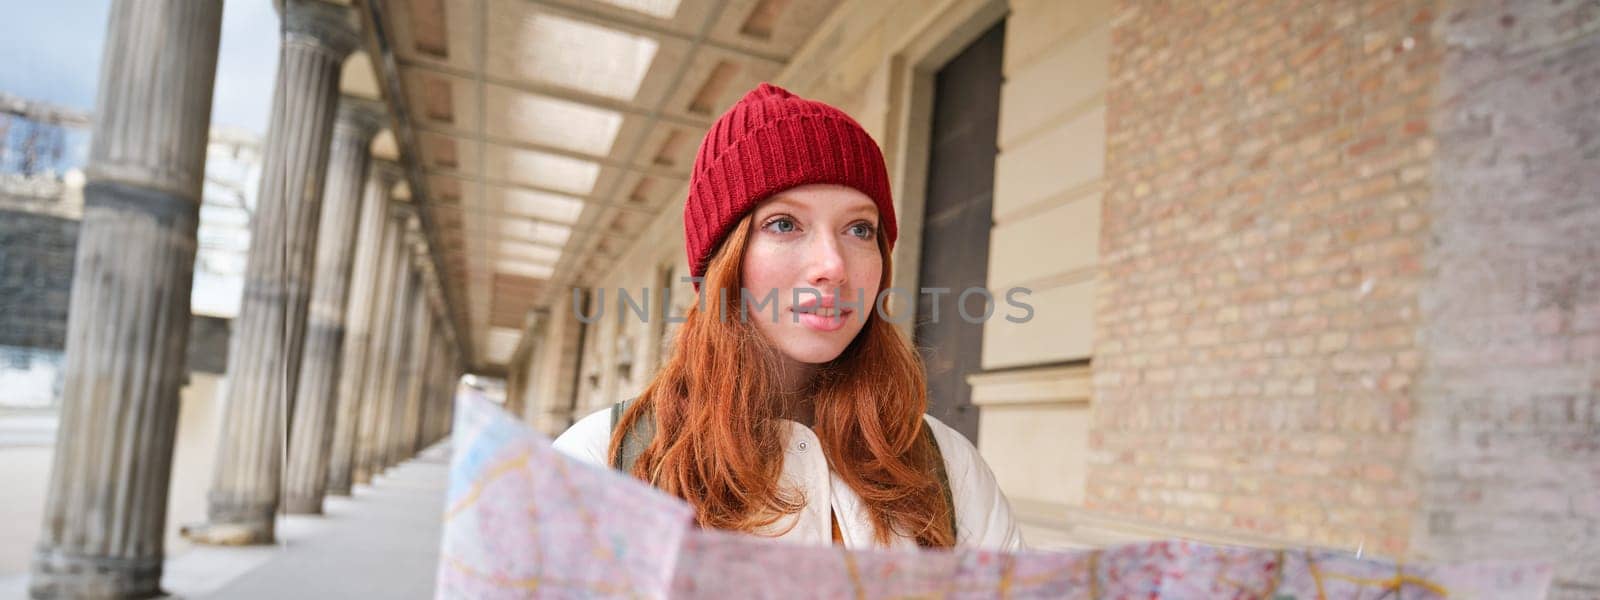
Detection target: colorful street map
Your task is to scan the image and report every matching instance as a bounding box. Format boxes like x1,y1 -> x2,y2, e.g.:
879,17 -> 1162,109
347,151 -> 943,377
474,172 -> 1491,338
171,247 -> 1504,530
436,391 -> 1554,599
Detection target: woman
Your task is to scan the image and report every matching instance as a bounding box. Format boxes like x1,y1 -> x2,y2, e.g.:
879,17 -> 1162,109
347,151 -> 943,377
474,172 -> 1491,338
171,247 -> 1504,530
555,83 -> 1022,551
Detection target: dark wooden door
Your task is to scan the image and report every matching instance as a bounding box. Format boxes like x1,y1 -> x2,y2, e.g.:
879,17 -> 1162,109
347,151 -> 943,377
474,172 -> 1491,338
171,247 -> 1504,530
915,21 -> 1005,443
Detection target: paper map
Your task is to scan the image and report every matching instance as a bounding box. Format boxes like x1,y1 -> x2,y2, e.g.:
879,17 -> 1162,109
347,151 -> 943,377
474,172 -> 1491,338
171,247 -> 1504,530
436,391 -> 1554,599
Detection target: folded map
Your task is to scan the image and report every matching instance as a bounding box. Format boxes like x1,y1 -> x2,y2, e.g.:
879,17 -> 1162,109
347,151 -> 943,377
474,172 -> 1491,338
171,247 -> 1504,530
436,391 -> 1553,599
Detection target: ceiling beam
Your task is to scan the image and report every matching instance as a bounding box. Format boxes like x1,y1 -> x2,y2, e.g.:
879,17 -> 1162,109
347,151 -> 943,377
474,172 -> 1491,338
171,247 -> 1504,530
412,124 -> 690,182
424,169 -> 667,214
519,0 -> 791,64
463,235 -> 569,253
395,56 -> 712,130
537,0 -> 731,310
435,215 -> 636,240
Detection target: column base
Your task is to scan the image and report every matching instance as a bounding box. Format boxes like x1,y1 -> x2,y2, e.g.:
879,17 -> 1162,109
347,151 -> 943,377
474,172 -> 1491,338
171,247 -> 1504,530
29,546 -> 163,600
181,496 -> 276,545
178,521 -> 274,546
281,495 -> 325,515
325,466 -> 353,497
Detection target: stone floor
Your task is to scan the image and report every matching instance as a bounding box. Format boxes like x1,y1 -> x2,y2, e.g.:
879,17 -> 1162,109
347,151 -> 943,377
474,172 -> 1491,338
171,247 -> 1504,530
0,374 -> 225,576
177,442 -> 450,598
0,442 -> 450,599
0,373 -> 451,599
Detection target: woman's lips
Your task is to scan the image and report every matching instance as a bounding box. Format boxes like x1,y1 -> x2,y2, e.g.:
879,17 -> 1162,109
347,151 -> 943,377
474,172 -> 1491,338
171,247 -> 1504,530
792,306 -> 852,332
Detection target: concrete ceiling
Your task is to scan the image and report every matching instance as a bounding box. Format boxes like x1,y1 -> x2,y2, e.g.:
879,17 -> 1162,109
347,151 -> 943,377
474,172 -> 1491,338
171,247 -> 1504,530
369,0 -> 841,367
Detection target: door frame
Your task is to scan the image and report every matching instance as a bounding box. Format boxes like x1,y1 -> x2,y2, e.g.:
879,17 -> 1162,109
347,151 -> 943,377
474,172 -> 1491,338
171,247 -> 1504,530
880,0 -> 1009,338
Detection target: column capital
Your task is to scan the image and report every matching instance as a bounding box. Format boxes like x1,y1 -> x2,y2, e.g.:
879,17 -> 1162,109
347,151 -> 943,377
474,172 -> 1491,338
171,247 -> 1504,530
403,206 -> 424,232
333,95 -> 387,144
369,158 -> 406,187
405,224 -> 431,263
388,199 -> 417,223
279,0 -> 361,60
402,215 -> 429,276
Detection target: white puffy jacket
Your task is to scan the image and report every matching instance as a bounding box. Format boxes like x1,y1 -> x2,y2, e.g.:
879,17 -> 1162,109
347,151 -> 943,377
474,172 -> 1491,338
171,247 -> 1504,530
553,408 -> 1025,551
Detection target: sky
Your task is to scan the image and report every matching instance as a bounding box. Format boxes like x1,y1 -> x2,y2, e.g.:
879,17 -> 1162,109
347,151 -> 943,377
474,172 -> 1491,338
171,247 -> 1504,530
0,0 -> 280,138
0,0 -> 283,317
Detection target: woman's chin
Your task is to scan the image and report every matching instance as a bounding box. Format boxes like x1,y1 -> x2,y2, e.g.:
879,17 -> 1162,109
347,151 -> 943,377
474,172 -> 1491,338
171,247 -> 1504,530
774,338 -> 850,365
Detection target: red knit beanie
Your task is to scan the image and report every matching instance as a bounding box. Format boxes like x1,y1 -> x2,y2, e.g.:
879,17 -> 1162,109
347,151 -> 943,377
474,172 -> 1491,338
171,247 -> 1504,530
683,82 -> 897,280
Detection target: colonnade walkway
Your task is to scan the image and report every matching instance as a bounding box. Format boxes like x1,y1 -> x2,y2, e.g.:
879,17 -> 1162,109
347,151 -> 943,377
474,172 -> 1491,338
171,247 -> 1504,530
1,442 -> 450,599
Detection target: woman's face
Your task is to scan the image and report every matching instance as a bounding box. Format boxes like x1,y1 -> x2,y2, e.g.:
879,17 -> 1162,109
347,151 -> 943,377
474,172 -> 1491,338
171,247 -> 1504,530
740,184 -> 884,365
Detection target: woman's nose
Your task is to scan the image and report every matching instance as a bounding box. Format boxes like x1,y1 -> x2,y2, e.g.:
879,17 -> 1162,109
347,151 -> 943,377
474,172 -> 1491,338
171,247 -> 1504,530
805,233 -> 847,288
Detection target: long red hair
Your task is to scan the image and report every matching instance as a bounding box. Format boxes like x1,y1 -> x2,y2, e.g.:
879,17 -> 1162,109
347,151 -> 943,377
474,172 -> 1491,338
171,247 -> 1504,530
609,213 -> 954,547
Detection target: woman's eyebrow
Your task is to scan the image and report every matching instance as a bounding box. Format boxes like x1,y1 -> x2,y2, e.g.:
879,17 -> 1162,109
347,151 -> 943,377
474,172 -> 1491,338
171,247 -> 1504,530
758,195 -> 876,219
844,203 -> 878,218
758,195 -> 806,213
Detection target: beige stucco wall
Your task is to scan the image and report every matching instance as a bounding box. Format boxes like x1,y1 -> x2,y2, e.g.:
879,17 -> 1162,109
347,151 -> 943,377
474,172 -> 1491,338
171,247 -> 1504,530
985,0 -> 1109,368
972,0 -> 1111,546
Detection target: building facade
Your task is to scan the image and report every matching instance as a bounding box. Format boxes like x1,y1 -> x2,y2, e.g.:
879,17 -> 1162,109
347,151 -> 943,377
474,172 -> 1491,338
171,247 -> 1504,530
502,0 -> 1598,595
6,0 -> 1592,597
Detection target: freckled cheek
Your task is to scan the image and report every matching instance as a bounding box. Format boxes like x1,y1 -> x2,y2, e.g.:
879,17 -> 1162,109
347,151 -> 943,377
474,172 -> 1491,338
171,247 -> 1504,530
846,250 -> 883,296
743,246 -> 801,300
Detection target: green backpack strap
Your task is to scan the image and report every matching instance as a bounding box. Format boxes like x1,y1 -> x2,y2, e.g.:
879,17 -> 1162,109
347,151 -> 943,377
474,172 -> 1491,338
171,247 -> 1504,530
920,424 -> 959,541
608,397 -> 652,473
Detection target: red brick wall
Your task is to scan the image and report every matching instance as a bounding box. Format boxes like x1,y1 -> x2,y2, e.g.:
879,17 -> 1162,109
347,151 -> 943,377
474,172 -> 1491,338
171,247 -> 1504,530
1089,0 -> 1440,556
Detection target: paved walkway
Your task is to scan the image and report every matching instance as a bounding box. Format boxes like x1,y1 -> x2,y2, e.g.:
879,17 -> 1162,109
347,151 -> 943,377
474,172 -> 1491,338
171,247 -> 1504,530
0,442 -> 451,599
185,442 -> 451,598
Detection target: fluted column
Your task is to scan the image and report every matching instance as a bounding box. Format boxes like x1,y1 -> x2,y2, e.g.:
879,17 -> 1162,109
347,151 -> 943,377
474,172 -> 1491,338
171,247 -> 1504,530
433,335 -> 452,443
325,159 -> 402,496
354,205 -> 412,482
282,97 -> 385,514
418,325 -> 439,446
374,258 -> 420,472
439,335 -> 460,439
437,346 -> 459,440
392,279 -> 433,463
422,324 -> 450,446
420,334 -> 436,446
29,2 -> 222,597
184,0 -> 358,545
401,251 -> 449,458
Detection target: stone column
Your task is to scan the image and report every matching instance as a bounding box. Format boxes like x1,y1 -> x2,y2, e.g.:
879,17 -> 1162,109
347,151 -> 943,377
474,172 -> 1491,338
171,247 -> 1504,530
393,281 -> 434,462
439,334 -> 459,439
442,347 -> 459,436
420,333 -> 437,447
434,335 -> 452,443
418,300 -> 446,450
28,2 -> 222,597
183,0 -> 358,545
354,207 -> 413,482
417,324 -> 439,447
325,159 -> 402,496
375,260 -> 421,472
423,324 -> 451,445
281,97 -> 385,514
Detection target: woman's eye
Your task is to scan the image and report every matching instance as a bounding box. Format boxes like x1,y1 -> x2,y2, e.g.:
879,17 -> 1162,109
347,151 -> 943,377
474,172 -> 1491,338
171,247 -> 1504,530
848,222 -> 876,240
763,217 -> 797,234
